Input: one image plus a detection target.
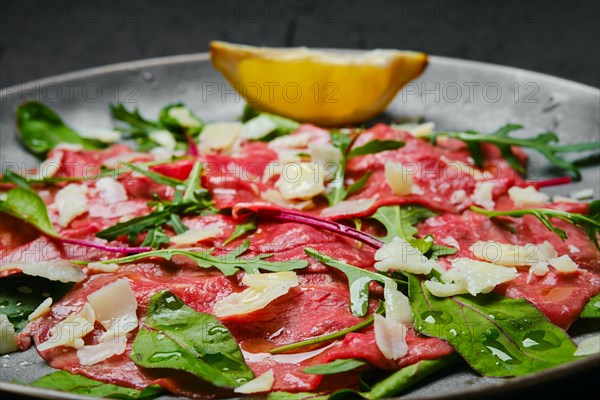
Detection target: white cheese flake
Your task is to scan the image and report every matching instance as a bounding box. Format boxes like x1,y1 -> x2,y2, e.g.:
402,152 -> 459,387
260,189 -> 314,210
55,184 -> 89,227
321,198 -> 375,217
149,130 -> 177,150
469,240 -> 557,267
240,115 -> 277,140
95,177 -> 128,204
275,163 -> 324,200
28,298 -> 53,321
170,227 -> 222,246
234,369 -> 275,394
548,255 -> 579,273
213,272 -> 299,317
574,335 -> 600,356
87,279 -> 138,340
526,262 -> 550,283
508,186 -> 549,207
383,282 -> 413,325
471,181 -> 495,210
0,314 -> 18,355
168,107 -> 201,128
391,122 -> 435,138
384,161 -> 415,196
1,261 -> 85,283
198,122 -> 243,154
77,335 -> 128,366
374,314 -> 408,360
37,303 -> 95,351
87,262 -> 119,273
374,237 -> 441,275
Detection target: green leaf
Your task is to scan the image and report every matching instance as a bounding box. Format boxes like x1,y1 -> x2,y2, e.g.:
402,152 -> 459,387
241,105 -> 300,140
29,370 -> 163,399
104,240 -> 308,277
470,203 -> 600,250
270,302 -> 384,355
362,356 -> 457,399
223,216 -> 257,245
268,392 -> 328,400
408,274 -> 578,377
303,359 -> 366,375
167,213 -> 188,234
158,103 -> 204,137
120,162 -> 185,189
2,170 -> 34,191
110,103 -> 158,133
325,130 -> 354,207
348,140 -> 404,158
96,210 -> 172,243
0,276 -> 72,331
305,248 -> 394,317
346,172 -> 371,196
16,101 -> 104,156
181,161 -> 203,203
0,187 -> 58,237
580,293 -> 600,319
431,124 -> 600,179
140,228 -> 170,249
130,291 -> 253,388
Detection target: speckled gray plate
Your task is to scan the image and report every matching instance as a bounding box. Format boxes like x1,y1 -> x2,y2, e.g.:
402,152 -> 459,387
0,52 -> 599,399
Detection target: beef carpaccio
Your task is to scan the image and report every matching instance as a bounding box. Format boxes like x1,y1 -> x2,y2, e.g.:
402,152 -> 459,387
1,103 -> 599,399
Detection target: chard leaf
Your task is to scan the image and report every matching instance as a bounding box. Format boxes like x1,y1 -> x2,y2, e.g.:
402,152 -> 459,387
360,356 -> 457,399
105,240 -> 308,276
580,293 -> 600,319
29,371 -> 163,399
130,291 -> 253,388
223,216 -> 257,245
305,248 -> 394,317
303,359 -> 366,375
471,201 -> 600,250
348,140 -> 404,158
369,205 -> 457,258
0,187 -> 58,237
0,275 -> 72,331
408,274 -> 578,377
431,124 -> 600,179
17,101 -> 104,156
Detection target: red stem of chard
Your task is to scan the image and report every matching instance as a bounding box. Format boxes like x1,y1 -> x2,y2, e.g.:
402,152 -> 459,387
256,209 -> 384,249
186,132 -> 199,157
529,176 -> 572,188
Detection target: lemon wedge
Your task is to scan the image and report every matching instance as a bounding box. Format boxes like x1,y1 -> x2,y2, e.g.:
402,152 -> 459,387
210,41 -> 428,126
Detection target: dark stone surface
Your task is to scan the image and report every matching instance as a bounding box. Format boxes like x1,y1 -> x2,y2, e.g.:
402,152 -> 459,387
1,0 -> 599,88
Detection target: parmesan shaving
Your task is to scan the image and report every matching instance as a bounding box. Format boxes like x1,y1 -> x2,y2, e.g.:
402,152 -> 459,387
170,227 -> 222,246
234,369 -> 275,394
275,163 -> 324,200
0,261 -> 85,283
55,184 -> 89,227
28,297 -> 53,321
574,335 -> 600,356
87,262 -> 119,273
374,314 -> 408,360
77,335 -> 127,366
374,237 -> 441,275
87,279 -> 138,340
508,186 -> 549,207
548,255 -> 579,273
384,161 -> 415,196
469,240 -> 557,267
198,122 -> 243,154
471,181 -> 495,210
321,198 -> 375,217
36,303 -> 95,351
95,177 -> 128,204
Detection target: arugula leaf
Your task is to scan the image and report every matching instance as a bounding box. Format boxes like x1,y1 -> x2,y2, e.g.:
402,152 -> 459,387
0,275 -> 72,331
241,104 -> 300,140
223,216 -> 257,245
120,162 -> 185,188
158,103 -> 204,137
270,302 -> 384,355
29,371 -> 163,399
369,205 -> 457,259
140,228 -> 170,248
305,248 -> 395,317
326,131 -> 404,206
580,293 -> 600,319
431,124 -> 600,179
361,356 -> 457,399
470,201 -> 600,250
130,291 -> 253,388
408,274 -> 578,377
348,140 -> 405,158
104,240 -> 308,276
303,359 -> 367,375
16,101 -> 104,156
110,103 -> 158,133
0,187 -> 58,237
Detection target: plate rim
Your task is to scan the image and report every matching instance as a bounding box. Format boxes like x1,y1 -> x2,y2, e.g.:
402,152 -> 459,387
0,51 -> 599,399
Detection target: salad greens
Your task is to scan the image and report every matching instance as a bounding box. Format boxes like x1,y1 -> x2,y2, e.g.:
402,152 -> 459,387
326,130 -> 404,206
223,216 -> 257,245
580,293 -> 600,319
130,291 -> 253,388
369,205 -> 457,259
102,240 -> 308,276
303,359 -> 367,375
471,200 -> 600,250
408,274 -> 578,377
29,371 -> 163,399
16,101 -> 105,157
431,124 -> 600,179
0,186 -> 58,237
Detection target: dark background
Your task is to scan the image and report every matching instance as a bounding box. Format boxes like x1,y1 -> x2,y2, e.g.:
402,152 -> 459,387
1,0 -> 599,399
0,0 -> 599,88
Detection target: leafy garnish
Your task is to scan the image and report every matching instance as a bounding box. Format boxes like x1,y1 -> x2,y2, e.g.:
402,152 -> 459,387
270,302 -> 384,355
241,104 -> 300,141
130,291 -> 253,388
223,216 -> 257,245
268,392 -> 328,400
16,101 -> 105,157
408,274 -> 578,377
580,293 -> 600,319
0,187 -> 58,237
104,240 -> 308,276
431,124 -> 600,179
326,130 -> 404,206
96,161 -> 214,245
29,371 -> 163,399
120,162 -> 185,189
470,201 -> 600,250
0,276 -> 72,331
369,205 -> 457,259
303,359 -> 367,375
158,103 -> 204,137
305,248 -> 395,317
